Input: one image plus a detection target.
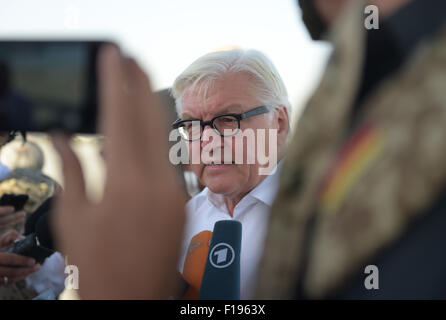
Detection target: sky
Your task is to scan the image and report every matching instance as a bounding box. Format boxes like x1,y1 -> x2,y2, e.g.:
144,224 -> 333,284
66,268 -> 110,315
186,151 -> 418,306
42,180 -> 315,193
0,0 -> 332,120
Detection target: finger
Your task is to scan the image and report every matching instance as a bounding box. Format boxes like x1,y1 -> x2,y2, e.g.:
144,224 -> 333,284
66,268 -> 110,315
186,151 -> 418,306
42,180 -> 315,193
0,206 -> 14,216
15,210 -> 26,217
0,211 -> 24,226
11,211 -> 26,224
125,59 -> 158,137
6,275 -> 28,285
7,264 -> 41,284
51,133 -> 87,207
98,47 -> 169,173
0,252 -> 36,267
1,230 -> 20,240
125,59 -> 167,144
119,59 -> 172,169
98,45 -> 139,163
0,230 -> 21,246
0,264 -> 40,280
5,218 -> 25,232
0,238 -> 16,249
0,233 -> 14,249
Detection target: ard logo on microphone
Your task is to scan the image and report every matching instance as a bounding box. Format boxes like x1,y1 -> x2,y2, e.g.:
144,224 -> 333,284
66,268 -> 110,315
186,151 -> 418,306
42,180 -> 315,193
209,242 -> 235,268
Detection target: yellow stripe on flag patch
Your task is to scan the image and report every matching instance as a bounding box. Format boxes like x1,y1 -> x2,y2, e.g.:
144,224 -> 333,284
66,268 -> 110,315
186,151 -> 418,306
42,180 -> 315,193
319,124 -> 384,215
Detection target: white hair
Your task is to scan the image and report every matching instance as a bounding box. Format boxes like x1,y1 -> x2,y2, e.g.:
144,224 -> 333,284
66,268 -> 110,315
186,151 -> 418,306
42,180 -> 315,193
171,49 -> 291,120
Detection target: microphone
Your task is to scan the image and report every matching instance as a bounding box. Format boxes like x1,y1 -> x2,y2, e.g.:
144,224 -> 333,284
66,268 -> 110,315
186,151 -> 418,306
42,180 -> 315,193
6,204 -> 54,263
199,220 -> 242,300
182,230 -> 212,299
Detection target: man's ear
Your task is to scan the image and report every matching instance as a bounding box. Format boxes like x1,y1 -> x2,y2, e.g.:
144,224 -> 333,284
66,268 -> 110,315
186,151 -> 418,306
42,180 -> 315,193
275,105 -> 290,151
276,105 -> 290,134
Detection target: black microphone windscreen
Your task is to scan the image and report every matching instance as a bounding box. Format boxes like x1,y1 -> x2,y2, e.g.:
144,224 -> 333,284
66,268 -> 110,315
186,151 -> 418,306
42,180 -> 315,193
199,220 -> 242,300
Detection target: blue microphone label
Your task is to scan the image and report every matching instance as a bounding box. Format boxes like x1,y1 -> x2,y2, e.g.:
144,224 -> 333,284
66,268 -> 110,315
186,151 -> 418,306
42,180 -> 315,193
209,242 -> 235,268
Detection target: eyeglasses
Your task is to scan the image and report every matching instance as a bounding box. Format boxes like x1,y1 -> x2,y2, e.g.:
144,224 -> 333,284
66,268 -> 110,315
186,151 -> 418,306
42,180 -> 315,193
172,105 -> 270,141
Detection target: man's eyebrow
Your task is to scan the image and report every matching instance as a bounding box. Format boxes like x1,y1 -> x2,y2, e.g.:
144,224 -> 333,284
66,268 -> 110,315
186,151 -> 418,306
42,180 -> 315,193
218,104 -> 243,114
180,112 -> 199,120
180,104 -> 244,120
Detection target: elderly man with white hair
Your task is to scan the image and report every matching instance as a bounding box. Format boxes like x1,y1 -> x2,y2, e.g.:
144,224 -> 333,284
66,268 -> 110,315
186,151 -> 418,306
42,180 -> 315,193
171,49 -> 290,299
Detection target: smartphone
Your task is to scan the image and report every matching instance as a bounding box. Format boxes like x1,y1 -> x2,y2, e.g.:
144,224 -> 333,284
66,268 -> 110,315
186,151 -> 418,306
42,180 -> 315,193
0,193 -> 29,211
0,40 -> 112,133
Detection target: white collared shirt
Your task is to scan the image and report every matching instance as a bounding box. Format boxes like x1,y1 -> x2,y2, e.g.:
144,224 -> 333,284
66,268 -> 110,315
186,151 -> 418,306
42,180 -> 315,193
178,162 -> 282,299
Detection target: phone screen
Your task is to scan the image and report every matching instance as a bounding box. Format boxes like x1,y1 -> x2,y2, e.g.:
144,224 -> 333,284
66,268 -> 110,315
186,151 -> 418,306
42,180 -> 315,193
0,40 -> 106,133
0,193 -> 29,211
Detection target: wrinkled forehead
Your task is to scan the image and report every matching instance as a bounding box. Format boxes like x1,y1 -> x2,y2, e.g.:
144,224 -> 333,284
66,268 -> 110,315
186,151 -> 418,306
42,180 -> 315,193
180,73 -> 260,118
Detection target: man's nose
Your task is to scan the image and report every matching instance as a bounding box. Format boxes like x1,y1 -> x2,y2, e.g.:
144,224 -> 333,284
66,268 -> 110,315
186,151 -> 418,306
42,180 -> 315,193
201,124 -> 220,147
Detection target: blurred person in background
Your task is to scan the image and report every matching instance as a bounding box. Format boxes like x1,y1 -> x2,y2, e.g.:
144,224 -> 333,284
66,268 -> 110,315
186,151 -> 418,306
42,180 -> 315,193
171,49 -> 290,299
0,132 -> 26,234
256,0 -> 446,299
0,132 -> 37,300
0,229 -> 41,299
0,138 -> 59,221
0,226 -> 66,300
0,134 -> 65,299
1,140 -> 44,171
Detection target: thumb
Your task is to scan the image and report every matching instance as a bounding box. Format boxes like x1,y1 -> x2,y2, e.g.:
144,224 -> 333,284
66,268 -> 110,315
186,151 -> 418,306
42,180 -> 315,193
52,132 -> 87,207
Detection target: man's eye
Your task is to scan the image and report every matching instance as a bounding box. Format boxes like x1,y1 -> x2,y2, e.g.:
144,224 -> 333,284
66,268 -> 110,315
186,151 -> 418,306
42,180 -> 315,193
220,117 -> 236,123
179,122 -> 192,130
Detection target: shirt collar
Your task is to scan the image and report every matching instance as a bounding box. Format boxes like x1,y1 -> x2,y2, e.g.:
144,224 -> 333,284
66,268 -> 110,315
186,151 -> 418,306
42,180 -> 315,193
247,160 -> 284,207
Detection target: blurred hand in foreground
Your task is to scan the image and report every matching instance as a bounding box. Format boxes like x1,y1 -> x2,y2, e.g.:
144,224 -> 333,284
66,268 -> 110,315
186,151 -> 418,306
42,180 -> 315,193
52,45 -> 187,299
0,230 -> 40,286
0,229 -> 24,249
0,206 -> 26,234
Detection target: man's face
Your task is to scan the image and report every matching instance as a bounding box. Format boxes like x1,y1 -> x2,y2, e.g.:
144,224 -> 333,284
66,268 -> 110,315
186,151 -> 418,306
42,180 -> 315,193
180,73 -> 284,200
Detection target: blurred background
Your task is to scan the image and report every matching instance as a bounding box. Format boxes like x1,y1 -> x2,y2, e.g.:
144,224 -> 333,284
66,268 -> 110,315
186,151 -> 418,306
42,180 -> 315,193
0,0 -> 331,298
